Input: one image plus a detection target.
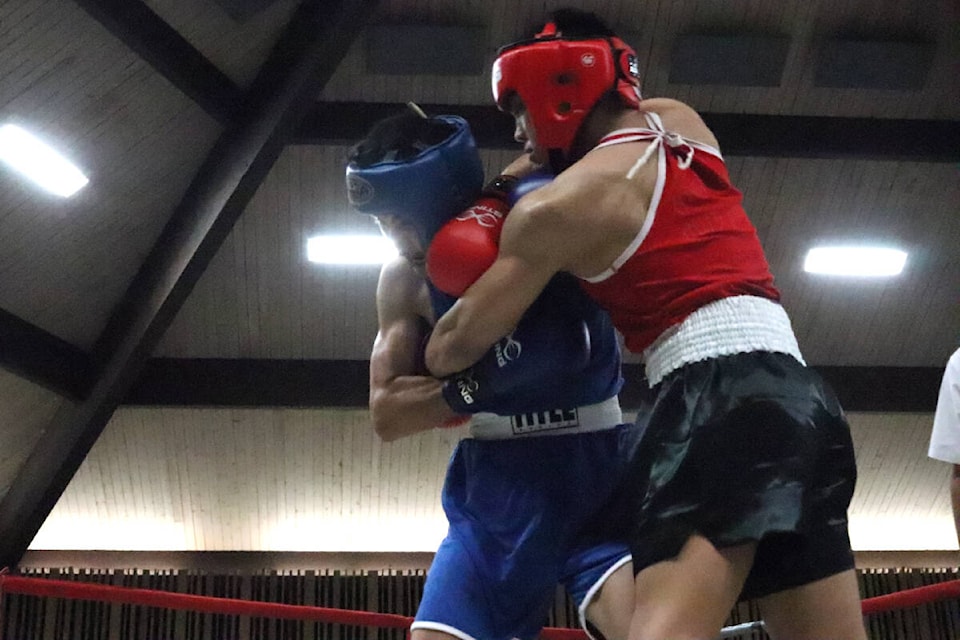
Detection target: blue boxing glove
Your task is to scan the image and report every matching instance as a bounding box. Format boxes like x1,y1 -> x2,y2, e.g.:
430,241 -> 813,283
440,276 -> 592,414
507,169 -> 554,207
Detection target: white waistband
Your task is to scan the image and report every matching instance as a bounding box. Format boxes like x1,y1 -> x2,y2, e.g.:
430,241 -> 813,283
642,295 -> 805,387
467,396 -> 623,440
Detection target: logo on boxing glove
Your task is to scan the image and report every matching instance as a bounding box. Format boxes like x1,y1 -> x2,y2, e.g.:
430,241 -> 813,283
494,334 -> 522,368
454,372 -> 480,405
456,203 -> 504,228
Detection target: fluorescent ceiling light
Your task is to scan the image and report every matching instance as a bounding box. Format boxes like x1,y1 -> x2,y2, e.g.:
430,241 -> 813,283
307,234 -> 398,264
803,246 -> 907,277
0,124 -> 89,197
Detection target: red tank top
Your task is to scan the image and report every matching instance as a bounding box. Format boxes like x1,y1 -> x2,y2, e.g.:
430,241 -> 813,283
579,113 -> 780,354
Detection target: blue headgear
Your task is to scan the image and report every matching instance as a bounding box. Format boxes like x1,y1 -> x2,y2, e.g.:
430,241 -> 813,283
345,115 -> 485,245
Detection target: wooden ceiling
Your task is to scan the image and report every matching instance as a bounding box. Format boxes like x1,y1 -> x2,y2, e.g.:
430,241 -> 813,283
0,0 -> 958,568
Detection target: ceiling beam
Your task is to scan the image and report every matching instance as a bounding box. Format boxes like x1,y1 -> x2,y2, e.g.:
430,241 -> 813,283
295,102 -> 960,162
701,114 -> 959,162
0,0 -> 381,571
0,309 -> 92,401
127,358 -> 370,407
297,103 -> 516,148
71,0 -> 242,123
123,359 -> 942,413
813,365 -> 944,413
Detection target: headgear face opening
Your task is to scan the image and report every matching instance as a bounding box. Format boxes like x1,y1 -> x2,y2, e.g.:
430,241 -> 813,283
492,22 -> 641,162
345,115 -> 484,246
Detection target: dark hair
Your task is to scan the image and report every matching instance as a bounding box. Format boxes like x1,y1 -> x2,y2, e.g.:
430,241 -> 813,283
549,8 -> 616,38
349,111 -> 457,168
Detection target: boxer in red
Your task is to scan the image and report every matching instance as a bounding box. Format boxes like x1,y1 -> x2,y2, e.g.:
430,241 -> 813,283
425,9 -> 867,640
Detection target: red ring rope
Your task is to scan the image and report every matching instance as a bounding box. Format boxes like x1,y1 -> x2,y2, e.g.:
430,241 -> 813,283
859,577 -> 960,615
1,572 -> 958,638
0,575 -> 412,629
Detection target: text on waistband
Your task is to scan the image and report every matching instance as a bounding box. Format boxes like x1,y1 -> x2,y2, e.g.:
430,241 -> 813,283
511,408 -> 580,434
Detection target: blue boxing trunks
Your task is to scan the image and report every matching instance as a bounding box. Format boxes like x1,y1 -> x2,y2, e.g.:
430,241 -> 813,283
412,398 -> 636,640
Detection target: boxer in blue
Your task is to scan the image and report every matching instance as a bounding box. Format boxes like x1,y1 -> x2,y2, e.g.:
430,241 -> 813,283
345,107 -> 637,640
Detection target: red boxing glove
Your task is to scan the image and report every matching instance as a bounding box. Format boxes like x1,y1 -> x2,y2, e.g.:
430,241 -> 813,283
426,194 -> 508,297
440,415 -> 471,429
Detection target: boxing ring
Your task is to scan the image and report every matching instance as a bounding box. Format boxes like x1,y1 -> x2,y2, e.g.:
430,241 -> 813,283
1,569 -> 958,639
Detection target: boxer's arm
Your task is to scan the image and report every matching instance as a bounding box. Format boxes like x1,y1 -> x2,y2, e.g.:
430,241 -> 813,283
369,258 -> 464,442
425,189 -> 571,378
440,296 -> 592,413
426,168 -> 619,377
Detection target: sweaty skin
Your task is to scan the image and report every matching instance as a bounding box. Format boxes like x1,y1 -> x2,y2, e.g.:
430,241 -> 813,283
425,98 -> 717,377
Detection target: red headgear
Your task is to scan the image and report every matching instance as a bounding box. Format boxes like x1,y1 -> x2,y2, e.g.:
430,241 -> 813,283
492,21 -> 642,162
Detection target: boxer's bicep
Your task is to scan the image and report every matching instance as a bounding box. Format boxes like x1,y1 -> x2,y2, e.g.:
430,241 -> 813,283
425,201 -> 565,377
370,308 -> 423,388
370,261 -> 456,441
371,260 -> 429,392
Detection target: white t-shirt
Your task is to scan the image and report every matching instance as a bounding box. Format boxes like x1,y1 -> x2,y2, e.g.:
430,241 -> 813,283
929,348 -> 960,465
